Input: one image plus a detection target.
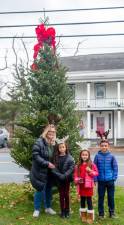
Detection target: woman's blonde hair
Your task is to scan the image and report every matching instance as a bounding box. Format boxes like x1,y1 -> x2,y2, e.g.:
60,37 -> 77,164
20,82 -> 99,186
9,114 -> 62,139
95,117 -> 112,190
41,124 -> 56,139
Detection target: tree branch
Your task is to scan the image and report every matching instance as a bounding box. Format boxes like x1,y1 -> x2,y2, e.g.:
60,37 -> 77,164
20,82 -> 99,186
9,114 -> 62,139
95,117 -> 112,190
12,37 -> 20,79
74,39 -> 88,56
0,51 -> 8,71
21,38 -> 29,71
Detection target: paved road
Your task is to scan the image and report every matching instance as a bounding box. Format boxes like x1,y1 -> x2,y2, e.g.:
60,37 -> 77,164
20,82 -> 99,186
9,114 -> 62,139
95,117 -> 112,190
0,150 -> 29,183
0,149 -> 124,185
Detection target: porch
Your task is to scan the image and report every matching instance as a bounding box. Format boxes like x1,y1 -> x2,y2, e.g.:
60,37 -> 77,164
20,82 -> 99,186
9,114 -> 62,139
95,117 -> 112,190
79,110 -> 124,141
75,98 -> 124,110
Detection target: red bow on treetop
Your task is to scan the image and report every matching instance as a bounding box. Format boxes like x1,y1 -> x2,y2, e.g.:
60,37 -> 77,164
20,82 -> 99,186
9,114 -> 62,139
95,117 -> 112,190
31,23 -> 56,71
33,23 -> 56,59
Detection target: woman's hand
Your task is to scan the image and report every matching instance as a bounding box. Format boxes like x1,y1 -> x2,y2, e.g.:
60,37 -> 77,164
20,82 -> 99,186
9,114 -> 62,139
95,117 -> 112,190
48,162 -> 55,169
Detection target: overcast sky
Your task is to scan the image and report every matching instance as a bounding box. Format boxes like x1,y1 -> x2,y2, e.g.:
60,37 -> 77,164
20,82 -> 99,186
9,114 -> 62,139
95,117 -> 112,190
0,0 -> 124,94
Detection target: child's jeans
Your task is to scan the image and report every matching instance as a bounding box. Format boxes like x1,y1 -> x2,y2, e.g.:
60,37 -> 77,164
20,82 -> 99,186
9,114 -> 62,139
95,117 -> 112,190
34,181 -> 52,210
80,196 -> 93,210
58,182 -> 70,212
98,180 -> 115,216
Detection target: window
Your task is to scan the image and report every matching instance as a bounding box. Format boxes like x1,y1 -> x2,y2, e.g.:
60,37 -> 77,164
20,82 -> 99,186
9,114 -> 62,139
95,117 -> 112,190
91,114 -> 93,130
68,84 -> 75,98
108,113 -> 111,129
95,83 -> 106,99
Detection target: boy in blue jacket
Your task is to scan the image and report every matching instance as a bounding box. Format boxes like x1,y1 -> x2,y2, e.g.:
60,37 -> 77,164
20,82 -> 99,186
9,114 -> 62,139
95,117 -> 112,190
94,139 -> 118,218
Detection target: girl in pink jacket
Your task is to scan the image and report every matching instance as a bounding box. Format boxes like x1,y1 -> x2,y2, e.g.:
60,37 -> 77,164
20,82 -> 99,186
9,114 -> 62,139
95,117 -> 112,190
74,149 -> 98,224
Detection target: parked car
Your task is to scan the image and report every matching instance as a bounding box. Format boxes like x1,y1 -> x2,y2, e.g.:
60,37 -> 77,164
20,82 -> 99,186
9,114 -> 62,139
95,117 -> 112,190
0,128 -> 9,148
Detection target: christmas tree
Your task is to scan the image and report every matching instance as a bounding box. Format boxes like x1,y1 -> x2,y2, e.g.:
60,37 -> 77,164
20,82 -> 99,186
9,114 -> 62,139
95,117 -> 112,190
11,22 -> 81,170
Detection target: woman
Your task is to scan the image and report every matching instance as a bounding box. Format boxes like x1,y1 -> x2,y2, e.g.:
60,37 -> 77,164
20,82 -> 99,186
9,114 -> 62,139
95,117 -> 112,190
30,124 -> 56,217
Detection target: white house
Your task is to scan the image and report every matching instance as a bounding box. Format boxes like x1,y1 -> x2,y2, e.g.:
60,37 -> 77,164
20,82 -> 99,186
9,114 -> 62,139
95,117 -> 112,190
61,53 -> 124,145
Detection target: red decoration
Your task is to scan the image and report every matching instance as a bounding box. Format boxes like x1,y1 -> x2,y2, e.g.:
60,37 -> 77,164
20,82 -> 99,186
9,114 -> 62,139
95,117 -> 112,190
31,23 -> 56,69
31,63 -> 38,71
33,23 -> 56,59
33,43 -> 42,59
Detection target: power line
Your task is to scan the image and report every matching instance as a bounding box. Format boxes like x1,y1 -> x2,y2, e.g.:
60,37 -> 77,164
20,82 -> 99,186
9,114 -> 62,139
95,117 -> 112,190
1,20 -> 124,29
0,6 -> 124,14
1,46 -> 124,50
1,33 -> 124,39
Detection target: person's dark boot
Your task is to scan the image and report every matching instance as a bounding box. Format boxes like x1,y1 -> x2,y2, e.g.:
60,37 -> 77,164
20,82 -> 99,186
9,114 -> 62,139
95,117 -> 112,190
65,208 -> 70,218
60,209 -> 65,218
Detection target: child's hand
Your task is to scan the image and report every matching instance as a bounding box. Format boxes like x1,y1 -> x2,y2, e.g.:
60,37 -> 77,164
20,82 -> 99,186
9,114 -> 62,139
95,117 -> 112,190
78,178 -> 84,183
75,177 -> 84,184
86,166 -> 92,172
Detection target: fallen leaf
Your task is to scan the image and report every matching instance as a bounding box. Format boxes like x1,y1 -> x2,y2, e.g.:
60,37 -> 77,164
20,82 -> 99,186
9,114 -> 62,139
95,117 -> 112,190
16,217 -> 25,220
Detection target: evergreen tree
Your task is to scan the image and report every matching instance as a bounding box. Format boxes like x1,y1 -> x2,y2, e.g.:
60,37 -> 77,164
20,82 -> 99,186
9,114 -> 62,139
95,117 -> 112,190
11,22 -> 81,170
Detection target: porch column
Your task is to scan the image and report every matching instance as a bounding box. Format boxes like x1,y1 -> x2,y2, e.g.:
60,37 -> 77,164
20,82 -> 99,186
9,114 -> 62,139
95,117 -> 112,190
87,82 -> 91,107
87,111 -> 91,139
117,110 -> 121,138
117,81 -> 121,106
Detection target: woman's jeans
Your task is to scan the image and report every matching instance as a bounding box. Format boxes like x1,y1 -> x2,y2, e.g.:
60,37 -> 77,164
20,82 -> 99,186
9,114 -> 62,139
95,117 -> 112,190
34,181 -> 52,210
98,180 -> 115,216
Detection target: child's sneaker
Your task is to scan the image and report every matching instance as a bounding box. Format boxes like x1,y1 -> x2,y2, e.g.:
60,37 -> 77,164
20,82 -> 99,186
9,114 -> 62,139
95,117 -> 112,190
109,212 -> 117,218
45,208 -> 56,215
33,210 -> 40,217
99,214 -> 104,219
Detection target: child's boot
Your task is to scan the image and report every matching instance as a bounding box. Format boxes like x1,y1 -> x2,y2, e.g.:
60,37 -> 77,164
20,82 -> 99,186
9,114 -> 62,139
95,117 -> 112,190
87,209 -> 94,224
79,208 -> 87,223
65,208 -> 70,218
60,209 -> 65,218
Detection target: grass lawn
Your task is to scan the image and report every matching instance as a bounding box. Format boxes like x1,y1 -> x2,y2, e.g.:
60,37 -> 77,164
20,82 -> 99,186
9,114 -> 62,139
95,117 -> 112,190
0,183 -> 124,225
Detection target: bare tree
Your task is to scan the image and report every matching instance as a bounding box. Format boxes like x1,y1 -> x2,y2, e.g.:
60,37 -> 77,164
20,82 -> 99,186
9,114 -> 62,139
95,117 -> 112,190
74,39 -> 88,56
0,38 -> 30,135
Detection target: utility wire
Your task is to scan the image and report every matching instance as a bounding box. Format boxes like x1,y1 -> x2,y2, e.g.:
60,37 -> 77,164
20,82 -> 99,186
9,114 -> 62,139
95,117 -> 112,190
1,33 -> 124,39
1,46 -> 124,50
0,6 -> 124,14
1,20 -> 124,28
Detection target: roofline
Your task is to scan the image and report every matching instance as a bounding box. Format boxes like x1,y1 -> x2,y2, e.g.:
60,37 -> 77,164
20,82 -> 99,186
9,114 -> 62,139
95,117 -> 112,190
67,69 -> 124,83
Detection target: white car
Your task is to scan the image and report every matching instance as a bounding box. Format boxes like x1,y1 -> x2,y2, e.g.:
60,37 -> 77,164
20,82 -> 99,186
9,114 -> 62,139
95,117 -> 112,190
0,128 -> 9,148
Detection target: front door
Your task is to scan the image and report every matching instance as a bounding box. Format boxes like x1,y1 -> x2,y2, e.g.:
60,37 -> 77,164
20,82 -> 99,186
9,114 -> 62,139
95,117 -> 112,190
96,117 -> 105,134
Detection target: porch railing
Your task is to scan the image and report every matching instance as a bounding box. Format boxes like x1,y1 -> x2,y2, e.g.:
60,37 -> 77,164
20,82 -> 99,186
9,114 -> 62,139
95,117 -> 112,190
75,98 -> 124,110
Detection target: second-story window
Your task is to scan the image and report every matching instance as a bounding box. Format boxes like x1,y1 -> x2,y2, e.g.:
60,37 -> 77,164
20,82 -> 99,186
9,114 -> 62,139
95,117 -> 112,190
95,83 -> 106,99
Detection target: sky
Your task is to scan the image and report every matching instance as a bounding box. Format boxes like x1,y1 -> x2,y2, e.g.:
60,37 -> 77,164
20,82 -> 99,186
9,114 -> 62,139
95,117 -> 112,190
0,0 -> 124,96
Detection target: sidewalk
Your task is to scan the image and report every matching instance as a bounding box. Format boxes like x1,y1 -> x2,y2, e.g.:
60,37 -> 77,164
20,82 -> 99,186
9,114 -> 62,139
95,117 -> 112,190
0,147 -> 10,153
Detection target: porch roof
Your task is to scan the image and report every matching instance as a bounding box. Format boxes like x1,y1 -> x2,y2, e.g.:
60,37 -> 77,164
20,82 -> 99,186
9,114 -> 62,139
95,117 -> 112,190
60,52 -> 124,72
